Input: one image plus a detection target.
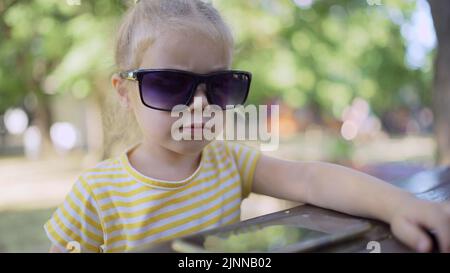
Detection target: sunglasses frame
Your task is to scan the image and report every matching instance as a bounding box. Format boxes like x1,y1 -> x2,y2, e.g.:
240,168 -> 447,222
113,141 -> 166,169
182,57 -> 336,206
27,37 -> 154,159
119,69 -> 252,111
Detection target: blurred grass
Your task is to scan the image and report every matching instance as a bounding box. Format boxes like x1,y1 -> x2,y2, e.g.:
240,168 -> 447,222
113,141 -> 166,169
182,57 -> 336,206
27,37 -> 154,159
0,208 -> 54,253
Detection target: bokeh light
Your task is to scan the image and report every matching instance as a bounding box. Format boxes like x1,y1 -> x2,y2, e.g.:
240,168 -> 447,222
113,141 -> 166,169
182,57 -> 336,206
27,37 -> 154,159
4,108 -> 29,135
50,122 -> 78,151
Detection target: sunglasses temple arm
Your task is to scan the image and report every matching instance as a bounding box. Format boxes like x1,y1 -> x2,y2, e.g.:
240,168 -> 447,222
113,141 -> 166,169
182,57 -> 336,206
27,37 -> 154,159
119,71 -> 138,81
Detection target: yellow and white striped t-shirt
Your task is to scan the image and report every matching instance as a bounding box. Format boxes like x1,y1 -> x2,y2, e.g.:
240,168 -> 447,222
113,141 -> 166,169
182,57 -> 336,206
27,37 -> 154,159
44,140 -> 261,253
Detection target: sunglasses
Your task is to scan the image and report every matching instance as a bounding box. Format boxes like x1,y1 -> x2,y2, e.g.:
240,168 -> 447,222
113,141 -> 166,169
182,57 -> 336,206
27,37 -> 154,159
118,69 -> 252,111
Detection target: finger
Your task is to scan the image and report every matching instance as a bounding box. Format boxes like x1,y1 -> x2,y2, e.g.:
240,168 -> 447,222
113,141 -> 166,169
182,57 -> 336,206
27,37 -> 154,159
391,218 -> 431,252
419,208 -> 450,253
442,202 -> 450,214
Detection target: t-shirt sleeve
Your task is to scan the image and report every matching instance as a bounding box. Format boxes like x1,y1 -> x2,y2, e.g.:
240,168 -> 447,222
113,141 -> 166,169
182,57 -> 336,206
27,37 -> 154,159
44,177 -> 104,253
223,141 -> 262,199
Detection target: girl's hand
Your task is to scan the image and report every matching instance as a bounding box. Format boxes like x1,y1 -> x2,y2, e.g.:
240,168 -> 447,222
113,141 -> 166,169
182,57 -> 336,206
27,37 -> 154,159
390,199 -> 450,252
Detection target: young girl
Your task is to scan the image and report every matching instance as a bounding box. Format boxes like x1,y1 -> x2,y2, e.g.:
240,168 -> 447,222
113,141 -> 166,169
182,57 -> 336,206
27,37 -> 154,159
45,0 -> 450,253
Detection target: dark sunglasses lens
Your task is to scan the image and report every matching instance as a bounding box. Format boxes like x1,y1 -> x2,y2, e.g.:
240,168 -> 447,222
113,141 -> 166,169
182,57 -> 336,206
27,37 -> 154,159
140,72 -> 193,110
209,73 -> 250,109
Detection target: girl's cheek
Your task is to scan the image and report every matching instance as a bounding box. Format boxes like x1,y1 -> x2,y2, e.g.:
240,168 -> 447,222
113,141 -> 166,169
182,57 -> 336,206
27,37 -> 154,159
139,111 -> 176,133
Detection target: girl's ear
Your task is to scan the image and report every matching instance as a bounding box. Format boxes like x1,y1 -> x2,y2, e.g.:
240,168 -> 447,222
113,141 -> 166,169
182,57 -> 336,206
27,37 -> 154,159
111,73 -> 131,109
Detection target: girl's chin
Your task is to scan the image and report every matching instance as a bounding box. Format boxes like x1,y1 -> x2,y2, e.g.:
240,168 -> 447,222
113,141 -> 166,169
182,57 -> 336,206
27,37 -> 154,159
170,139 -> 212,155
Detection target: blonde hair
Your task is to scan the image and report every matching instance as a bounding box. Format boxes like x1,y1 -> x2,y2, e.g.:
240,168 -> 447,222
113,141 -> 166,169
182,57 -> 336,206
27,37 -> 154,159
115,0 -> 234,71
103,0 -> 234,157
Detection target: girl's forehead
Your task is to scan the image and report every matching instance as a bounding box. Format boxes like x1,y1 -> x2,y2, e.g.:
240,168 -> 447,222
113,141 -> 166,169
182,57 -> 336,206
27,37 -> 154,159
138,30 -> 232,73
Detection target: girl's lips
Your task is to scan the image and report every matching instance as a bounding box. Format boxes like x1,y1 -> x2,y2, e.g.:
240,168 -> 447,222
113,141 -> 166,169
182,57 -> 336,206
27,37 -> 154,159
181,122 -> 213,129
182,123 -> 204,129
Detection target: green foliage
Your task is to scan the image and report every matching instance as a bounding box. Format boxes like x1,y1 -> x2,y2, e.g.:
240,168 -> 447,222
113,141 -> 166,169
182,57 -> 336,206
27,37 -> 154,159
0,0 -> 434,120
0,0 -> 126,113
216,0 -> 432,118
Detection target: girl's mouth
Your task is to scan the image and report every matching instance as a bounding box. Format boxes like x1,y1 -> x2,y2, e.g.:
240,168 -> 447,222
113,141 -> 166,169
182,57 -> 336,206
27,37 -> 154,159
184,123 -> 204,129
181,123 -> 206,132
180,119 -> 214,130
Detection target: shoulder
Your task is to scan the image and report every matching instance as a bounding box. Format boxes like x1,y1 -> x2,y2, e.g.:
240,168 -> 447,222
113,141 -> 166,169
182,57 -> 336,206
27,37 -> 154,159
207,140 -> 261,164
211,140 -> 259,155
76,156 -> 127,190
208,139 -> 249,151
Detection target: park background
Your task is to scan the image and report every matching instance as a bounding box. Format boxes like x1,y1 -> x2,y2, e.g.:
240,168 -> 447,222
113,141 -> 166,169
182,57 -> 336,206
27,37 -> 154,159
0,0 -> 449,252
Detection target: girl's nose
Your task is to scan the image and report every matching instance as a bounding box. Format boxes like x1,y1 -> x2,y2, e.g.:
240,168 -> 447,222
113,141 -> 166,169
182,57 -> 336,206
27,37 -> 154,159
187,83 -> 209,111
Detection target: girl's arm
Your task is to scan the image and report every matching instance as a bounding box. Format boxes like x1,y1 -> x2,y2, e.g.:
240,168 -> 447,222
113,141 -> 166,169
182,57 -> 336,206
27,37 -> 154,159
252,154 -> 450,252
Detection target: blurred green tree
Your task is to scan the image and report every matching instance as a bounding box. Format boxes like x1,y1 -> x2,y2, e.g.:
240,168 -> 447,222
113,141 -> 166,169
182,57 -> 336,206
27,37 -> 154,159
428,0 -> 450,164
0,0 -> 125,156
217,0 -> 429,118
0,0 -> 441,160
